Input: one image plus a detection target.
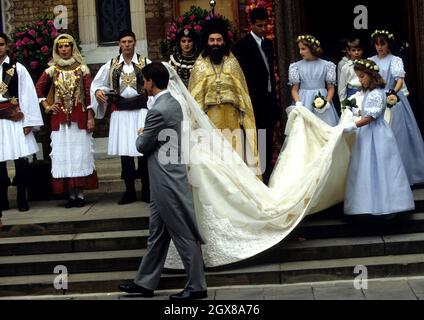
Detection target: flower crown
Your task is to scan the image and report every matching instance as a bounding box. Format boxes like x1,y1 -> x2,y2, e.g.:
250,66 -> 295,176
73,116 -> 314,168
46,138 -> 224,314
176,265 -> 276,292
371,30 -> 395,40
297,35 -> 321,47
353,59 -> 380,72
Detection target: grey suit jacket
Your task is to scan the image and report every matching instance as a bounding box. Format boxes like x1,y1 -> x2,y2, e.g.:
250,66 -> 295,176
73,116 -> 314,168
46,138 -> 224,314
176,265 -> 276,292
136,92 -> 205,244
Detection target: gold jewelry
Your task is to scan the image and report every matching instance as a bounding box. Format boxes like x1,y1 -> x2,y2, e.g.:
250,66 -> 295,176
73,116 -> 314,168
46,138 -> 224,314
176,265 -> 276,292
58,38 -> 72,45
121,72 -> 137,89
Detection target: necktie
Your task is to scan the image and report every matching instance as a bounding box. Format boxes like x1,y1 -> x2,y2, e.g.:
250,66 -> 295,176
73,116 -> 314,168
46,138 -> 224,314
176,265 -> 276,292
261,39 -> 269,60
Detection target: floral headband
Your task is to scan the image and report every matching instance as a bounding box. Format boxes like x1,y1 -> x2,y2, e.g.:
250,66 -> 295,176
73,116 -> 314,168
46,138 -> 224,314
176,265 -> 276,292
371,30 -> 395,40
354,59 -> 380,72
297,35 -> 321,47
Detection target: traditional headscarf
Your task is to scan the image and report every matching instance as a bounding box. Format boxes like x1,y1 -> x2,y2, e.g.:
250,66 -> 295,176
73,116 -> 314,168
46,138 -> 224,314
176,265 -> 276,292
50,33 -> 85,66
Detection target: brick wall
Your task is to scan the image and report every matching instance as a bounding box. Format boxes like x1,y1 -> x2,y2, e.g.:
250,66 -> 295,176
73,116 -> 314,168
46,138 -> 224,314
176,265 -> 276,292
12,0 -> 78,37
144,0 -> 174,61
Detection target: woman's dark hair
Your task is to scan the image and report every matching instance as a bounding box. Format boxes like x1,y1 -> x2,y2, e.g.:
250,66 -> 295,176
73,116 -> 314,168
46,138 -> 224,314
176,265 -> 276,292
371,30 -> 398,53
142,62 -> 169,89
354,60 -> 386,90
296,35 -> 323,58
250,7 -> 269,24
176,29 -> 199,54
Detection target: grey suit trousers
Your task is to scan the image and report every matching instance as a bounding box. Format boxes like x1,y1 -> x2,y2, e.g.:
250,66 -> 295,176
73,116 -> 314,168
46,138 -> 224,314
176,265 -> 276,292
134,199 -> 207,292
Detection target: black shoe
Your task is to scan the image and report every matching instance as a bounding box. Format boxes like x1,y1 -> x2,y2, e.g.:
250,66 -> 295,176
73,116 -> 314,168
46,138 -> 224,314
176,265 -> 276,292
118,283 -> 154,297
118,192 -> 137,205
0,202 -> 9,211
17,199 -> 29,212
141,191 -> 150,203
65,198 -> 76,209
75,198 -> 85,208
169,289 -> 208,301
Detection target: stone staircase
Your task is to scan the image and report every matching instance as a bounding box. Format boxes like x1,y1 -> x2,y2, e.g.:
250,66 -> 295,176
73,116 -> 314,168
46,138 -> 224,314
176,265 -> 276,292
1,189 -> 424,297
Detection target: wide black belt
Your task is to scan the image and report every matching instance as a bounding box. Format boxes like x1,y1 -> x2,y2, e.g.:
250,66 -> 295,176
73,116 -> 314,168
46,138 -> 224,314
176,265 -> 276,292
109,94 -> 148,111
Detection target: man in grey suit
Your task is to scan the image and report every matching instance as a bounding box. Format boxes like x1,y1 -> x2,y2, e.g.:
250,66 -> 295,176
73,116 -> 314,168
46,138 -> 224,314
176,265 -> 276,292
118,63 -> 207,300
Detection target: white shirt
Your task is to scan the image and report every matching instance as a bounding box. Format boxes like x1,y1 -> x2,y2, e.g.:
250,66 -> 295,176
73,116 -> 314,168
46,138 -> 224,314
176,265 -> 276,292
149,89 -> 170,108
338,60 -> 361,101
250,31 -> 272,92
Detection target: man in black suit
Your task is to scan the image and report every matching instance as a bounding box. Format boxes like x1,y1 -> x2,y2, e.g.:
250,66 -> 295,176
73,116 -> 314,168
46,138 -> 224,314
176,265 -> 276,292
233,8 -> 281,185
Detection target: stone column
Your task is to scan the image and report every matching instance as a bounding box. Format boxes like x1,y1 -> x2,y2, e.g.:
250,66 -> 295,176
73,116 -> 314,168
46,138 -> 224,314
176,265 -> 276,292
274,0 -> 305,126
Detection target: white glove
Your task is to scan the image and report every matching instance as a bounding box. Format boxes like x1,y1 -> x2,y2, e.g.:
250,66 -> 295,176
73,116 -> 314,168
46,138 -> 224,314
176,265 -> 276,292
286,105 -> 295,115
343,121 -> 358,133
295,101 -> 303,107
351,107 -> 360,117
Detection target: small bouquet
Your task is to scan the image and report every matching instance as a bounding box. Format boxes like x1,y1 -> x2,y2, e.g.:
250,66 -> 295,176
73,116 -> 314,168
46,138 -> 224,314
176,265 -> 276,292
386,90 -> 400,108
312,92 -> 328,113
341,97 -> 359,110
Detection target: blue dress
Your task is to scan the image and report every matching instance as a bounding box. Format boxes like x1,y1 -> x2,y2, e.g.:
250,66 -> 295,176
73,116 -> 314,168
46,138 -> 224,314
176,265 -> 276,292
289,59 -> 340,126
370,54 -> 424,185
344,89 -> 415,216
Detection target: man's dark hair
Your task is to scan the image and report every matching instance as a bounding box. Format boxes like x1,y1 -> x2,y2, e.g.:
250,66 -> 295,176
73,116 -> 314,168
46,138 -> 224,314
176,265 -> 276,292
250,8 -> 269,24
119,29 -> 136,41
142,63 -> 169,89
0,33 -> 9,44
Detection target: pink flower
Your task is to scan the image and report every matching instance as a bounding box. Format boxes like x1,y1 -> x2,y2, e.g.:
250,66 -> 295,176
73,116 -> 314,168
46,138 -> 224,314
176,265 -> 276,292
42,30 -> 48,35
22,37 -> 30,44
36,21 -> 44,26
170,25 -> 177,33
30,61 -> 40,70
205,16 -> 211,21
36,38 -> 42,43
189,15 -> 195,21
29,40 -> 35,45
51,30 -> 59,38
15,40 -> 23,48
47,20 -> 54,26
41,45 -> 49,55
28,29 -> 36,36
194,25 -> 202,31
178,16 -> 184,23
184,25 -> 192,30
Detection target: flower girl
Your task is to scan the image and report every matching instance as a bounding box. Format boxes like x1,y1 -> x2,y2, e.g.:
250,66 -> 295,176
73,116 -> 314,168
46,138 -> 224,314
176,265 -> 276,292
343,59 -> 414,216
369,30 -> 424,185
288,35 -> 339,126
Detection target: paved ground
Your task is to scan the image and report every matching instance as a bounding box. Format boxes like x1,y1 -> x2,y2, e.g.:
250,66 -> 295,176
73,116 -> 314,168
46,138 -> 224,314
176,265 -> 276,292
1,276 -> 423,300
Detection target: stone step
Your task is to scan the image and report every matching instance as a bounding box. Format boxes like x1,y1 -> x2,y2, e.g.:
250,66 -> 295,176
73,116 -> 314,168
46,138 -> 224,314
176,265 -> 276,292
0,230 -> 149,257
2,207 -> 424,242
3,230 -> 424,273
0,249 -> 145,277
1,253 -> 424,297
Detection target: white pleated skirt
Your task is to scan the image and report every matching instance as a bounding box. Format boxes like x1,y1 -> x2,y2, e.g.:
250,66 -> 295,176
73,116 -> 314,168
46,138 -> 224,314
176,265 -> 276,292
107,109 -> 148,157
50,123 -> 95,179
0,119 -> 39,162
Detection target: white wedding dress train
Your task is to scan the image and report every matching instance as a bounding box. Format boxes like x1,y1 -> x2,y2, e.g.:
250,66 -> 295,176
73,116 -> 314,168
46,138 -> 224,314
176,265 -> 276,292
163,63 -> 354,268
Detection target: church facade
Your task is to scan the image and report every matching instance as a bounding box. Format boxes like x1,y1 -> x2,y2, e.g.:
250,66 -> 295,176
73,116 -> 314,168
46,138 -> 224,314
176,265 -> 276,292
1,0 -> 423,129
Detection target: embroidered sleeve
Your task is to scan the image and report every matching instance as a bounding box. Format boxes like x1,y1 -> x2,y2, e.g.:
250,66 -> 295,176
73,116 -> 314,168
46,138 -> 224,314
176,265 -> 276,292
288,63 -> 300,86
326,61 -> 337,85
363,90 -> 385,119
390,56 -> 406,81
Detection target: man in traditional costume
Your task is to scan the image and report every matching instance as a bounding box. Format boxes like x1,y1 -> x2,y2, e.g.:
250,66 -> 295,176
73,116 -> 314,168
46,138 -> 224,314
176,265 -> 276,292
188,19 -> 260,173
91,30 -> 151,205
36,34 -> 98,208
0,32 -> 43,214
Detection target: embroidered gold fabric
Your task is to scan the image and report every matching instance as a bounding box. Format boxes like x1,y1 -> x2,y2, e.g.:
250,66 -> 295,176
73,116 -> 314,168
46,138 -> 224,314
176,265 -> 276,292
189,53 -> 259,169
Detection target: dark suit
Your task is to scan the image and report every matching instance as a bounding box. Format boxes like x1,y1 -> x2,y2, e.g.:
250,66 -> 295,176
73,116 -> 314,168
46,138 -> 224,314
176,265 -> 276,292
234,33 -> 281,184
134,91 -> 206,292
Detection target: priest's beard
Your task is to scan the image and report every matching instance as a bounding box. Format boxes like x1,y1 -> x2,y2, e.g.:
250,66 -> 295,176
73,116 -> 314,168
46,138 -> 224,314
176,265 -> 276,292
203,45 -> 229,65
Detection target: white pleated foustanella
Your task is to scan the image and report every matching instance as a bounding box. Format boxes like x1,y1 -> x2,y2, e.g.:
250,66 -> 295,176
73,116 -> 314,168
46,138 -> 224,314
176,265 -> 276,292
0,58 -> 43,162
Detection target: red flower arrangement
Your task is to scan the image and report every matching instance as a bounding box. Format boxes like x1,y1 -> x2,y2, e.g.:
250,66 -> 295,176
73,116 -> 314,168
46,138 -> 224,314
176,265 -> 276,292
12,17 -> 60,78
160,5 -> 238,60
